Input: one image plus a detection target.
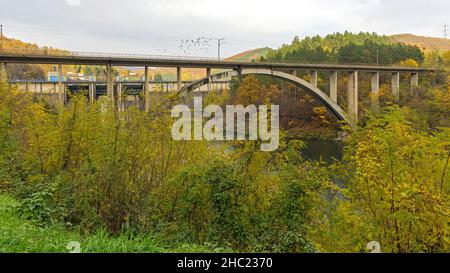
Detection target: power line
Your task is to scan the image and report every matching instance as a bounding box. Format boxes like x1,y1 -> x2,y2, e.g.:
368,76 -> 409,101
6,23 -> 268,46
3,24 -> 271,58
7,25 -> 262,44
7,27 -> 182,41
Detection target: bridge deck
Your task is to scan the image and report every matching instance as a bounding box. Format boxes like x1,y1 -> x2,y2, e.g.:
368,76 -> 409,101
8,80 -> 230,84
0,51 -> 434,72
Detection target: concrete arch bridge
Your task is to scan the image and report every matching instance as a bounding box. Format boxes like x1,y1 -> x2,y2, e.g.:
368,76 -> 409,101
0,51 -> 434,127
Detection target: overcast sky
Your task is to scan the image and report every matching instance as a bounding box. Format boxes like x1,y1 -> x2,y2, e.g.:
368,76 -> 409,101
1,0 -> 448,57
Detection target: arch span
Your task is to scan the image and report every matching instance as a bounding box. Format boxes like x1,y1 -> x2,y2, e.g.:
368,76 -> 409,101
177,68 -> 350,125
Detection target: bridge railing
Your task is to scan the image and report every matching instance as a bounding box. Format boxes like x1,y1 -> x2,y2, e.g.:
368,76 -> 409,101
0,49 -> 224,61
0,48 -> 436,70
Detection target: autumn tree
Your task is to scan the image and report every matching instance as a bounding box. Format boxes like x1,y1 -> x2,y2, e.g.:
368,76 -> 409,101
314,106 -> 450,253
235,76 -> 263,105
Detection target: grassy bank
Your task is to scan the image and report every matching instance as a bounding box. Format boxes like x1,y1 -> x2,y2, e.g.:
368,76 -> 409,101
0,195 -> 223,253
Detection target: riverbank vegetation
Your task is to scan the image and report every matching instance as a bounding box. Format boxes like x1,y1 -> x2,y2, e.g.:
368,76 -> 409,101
0,70 -> 449,252
0,31 -> 449,253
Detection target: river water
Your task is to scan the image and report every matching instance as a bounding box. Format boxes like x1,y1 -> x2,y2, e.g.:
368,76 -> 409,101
301,139 -> 344,164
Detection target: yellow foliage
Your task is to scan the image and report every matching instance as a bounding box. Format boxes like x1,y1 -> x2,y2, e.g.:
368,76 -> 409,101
316,107 -> 450,253
400,58 -> 419,68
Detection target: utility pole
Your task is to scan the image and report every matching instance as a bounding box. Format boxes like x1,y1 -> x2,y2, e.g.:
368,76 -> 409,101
0,24 -> 3,51
217,38 -> 225,60
444,24 -> 448,39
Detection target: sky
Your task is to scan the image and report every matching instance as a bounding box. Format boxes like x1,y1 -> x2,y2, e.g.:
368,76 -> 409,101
0,0 -> 448,58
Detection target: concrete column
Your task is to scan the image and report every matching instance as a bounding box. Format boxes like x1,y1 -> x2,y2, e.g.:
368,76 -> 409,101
410,72 -> 419,96
88,83 -> 92,101
89,83 -> 96,103
391,72 -> 400,102
57,64 -> 65,105
0,62 -> 7,81
106,63 -> 114,101
117,82 -> 123,110
310,70 -> 318,87
292,70 -> 298,94
370,72 -> 380,112
347,71 -> 358,123
329,71 -> 338,103
176,67 -> 182,90
206,67 -> 211,92
144,66 -> 150,112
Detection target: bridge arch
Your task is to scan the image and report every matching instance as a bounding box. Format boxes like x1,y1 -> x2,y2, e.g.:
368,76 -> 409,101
177,68 -> 350,125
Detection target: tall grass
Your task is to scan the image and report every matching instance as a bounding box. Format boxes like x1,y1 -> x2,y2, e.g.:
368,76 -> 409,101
0,194 -> 226,253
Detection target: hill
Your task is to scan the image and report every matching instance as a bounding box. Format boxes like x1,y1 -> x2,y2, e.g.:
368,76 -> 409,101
390,34 -> 450,52
263,32 -> 424,65
226,47 -> 271,61
0,35 -> 133,80
1,35 -> 64,54
0,35 -> 69,79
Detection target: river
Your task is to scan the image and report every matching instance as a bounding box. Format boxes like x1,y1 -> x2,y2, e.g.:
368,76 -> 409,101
301,139 -> 344,164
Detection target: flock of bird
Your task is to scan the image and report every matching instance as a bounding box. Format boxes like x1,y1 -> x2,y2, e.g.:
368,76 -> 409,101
177,37 -> 218,55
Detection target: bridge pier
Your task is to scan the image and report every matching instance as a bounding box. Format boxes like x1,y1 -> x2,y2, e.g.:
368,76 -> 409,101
371,72 -> 380,112
106,63 -> 114,102
347,71 -> 358,123
310,70 -> 318,87
391,72 -> 400,102
329,71 -> 338,103
117,82 -> 123,111
206,67 -> 211,92
144,66 -> 150,112
0,62 -> 7,81
410,72 -> 419,96
177,67 -> 182,90
57,64 -> 65,105
88,83 -> 96,103
292,70 -> 299,95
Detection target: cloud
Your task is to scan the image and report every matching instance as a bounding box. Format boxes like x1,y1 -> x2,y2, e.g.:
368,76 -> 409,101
66,0 -> 81,6
0,0 -> 448,57
365,0 -> 381,6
